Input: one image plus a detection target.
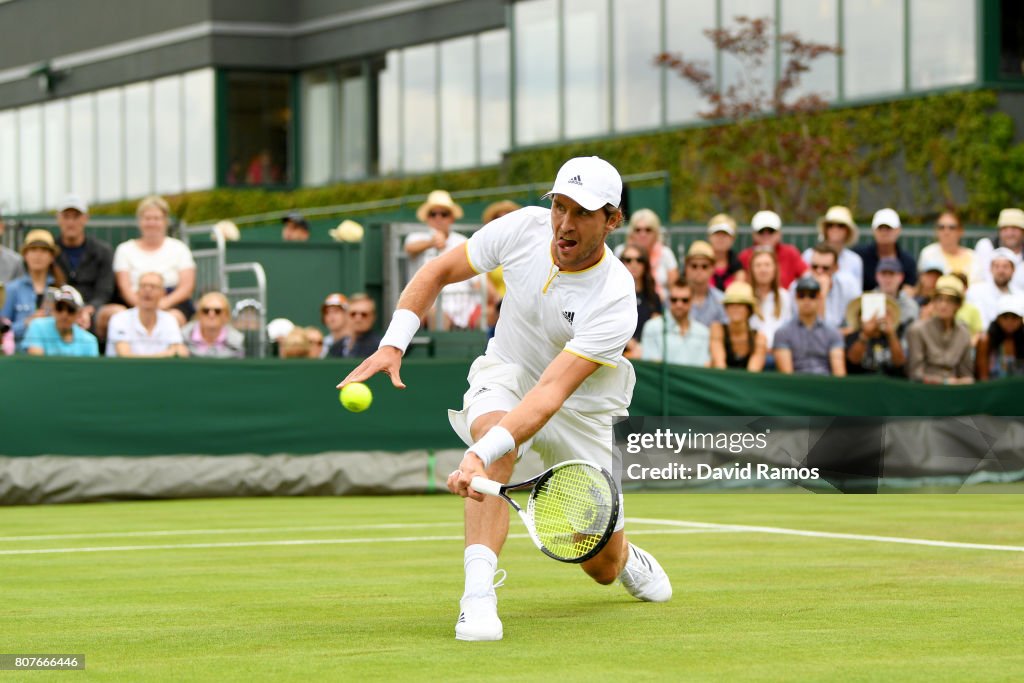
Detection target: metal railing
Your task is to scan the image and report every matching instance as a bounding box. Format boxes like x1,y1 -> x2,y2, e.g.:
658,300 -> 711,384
181,224 -> 269,358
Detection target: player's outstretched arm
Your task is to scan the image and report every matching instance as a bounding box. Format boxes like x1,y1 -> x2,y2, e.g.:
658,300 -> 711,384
449,352 -> 601,499
336,244 -> 478,390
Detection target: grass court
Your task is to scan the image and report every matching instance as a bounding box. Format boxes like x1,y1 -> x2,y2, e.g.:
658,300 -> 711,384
4,490 -> 1023,681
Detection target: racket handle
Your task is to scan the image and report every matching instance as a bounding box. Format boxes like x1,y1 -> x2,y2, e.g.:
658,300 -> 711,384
470,477 -> 502,497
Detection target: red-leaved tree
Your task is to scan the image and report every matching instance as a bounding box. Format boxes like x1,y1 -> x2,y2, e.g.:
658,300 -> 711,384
657,16 -> 849,219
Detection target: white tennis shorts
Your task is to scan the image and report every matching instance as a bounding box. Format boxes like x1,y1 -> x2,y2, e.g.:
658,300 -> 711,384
447,355 -> 627,531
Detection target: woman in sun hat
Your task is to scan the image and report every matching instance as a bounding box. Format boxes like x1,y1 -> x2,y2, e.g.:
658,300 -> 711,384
710,281 -> 767,371
1,229 -> 66,345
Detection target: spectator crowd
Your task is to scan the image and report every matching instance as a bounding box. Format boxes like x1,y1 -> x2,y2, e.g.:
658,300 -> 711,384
619,204 -> 1024,384
3,189 -> 1023,385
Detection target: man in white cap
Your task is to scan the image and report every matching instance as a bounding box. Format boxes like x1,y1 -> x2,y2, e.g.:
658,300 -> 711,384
966,247 -> 1021,328
737,210 -> 807,288
21,285 -> 99,357
53,194 -> 115,331
973,208 -> 1024,288
339,156 -> 671,642
853,208 -> 919,293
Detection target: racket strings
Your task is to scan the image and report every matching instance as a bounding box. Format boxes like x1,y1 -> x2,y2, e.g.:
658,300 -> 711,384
529,465 -> 615,561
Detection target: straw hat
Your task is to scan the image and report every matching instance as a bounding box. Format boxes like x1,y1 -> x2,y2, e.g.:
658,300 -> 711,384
416,190 -> 463,222
21,229 -> 59,255
482,200 -> 522,224
685,240 -> 715,263
329,219 -> 364,243
707,213 -> 737,236
722,281 -> 760,317
816,206 -> 859,246
934,275 -> 965,300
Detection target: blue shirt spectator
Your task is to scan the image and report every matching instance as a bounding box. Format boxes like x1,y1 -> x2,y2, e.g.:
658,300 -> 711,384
22,316 -> 99,357
773,276 -> 846,376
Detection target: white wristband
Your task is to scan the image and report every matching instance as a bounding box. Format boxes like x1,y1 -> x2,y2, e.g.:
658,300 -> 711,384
378,309 -> 421,354
467,426 -> 516,468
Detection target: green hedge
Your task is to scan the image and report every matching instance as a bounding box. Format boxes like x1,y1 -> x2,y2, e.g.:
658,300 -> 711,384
91,90 -> 1024,227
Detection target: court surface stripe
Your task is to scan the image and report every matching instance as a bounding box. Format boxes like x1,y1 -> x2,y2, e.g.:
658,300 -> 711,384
633,517 -> 1024,553
0,528 -> 730,556
0,522 -> 463,542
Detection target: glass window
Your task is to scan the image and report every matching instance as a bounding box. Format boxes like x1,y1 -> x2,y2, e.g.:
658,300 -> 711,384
339,70 -> 368,179
843,0 -> 904,98
124,82 -> 152,199
910,1 -> 976,89
666,0 -> 717,123
720,0 -> 775,108
153,75 -> 183,195
402,43 -> 438,173
478,29 -> 510,164
514,0 -> 559,145
68,94 -> 95,204
183,69 -> 215,192
94,88 -> 123,204
563,0 -> 609,139
302,69 -> 335,186
0,111 -> 18,214
225,72 -> 293,186
378,51 -> 401,175
18,106 -> 43,212
613,0 -> 661,132
44,100 -> 68,209
440,36 -> 477,170
781,0 -> 837,102
1000,0 -> 1024,80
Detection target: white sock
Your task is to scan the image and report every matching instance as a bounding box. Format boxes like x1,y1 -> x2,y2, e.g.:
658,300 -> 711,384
463,544 -> 498,599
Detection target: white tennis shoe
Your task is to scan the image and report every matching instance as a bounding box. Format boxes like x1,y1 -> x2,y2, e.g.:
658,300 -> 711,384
455,569 -> 506,641
619,544 -> 672,602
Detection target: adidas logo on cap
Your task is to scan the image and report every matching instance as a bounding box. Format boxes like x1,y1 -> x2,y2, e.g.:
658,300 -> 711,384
567,175 -> 583,186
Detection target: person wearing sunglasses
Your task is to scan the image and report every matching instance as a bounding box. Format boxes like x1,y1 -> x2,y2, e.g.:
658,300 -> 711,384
182,291 -> 245,358
683,240 -> 727,328
21,285 -> 99,357
1,229 -> 67,347
787,243 -> 859,331
640,280 -> 711,367
405,189 -> 481,330
917,211 -> 977,285
773,276 -> 846,376
801,206 -> 864,297
328,293 -> 381,359
737,210 -> 808,289
613,209 -> 678,300
619,245 -> 662,359
906,275 -> 974,384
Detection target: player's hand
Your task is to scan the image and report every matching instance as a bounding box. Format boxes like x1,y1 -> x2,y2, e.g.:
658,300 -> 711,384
448,452 -> 487,501
337,346 -> 406,389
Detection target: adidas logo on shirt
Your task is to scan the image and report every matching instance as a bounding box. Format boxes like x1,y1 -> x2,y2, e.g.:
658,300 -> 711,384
567,175 -> 583,186
562,311 -> 575,325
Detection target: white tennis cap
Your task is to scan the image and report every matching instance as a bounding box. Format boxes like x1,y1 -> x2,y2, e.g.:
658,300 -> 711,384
56,193 -> 89,214
996,293 -> 1024,318
751,210 -> 782,231
544,156 -> 622,210
990,247 -> 1018,267
872,208 -> 901,229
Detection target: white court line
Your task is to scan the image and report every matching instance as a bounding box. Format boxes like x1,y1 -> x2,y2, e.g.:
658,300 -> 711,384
633,517 -> 1024,553
0,528 -> 727,557
0,522 -> 462,542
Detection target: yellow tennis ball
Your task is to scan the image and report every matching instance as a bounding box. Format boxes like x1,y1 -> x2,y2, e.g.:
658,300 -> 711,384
340,382 -> 373,412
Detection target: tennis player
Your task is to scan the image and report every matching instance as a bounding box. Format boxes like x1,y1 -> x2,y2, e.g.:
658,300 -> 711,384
339,156 -> 672,641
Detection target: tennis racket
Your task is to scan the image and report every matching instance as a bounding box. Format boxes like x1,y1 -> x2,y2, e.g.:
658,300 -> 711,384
470,459 -> 620,563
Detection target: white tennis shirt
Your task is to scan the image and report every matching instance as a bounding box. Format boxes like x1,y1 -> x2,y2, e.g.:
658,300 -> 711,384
466,206 -> 637,413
